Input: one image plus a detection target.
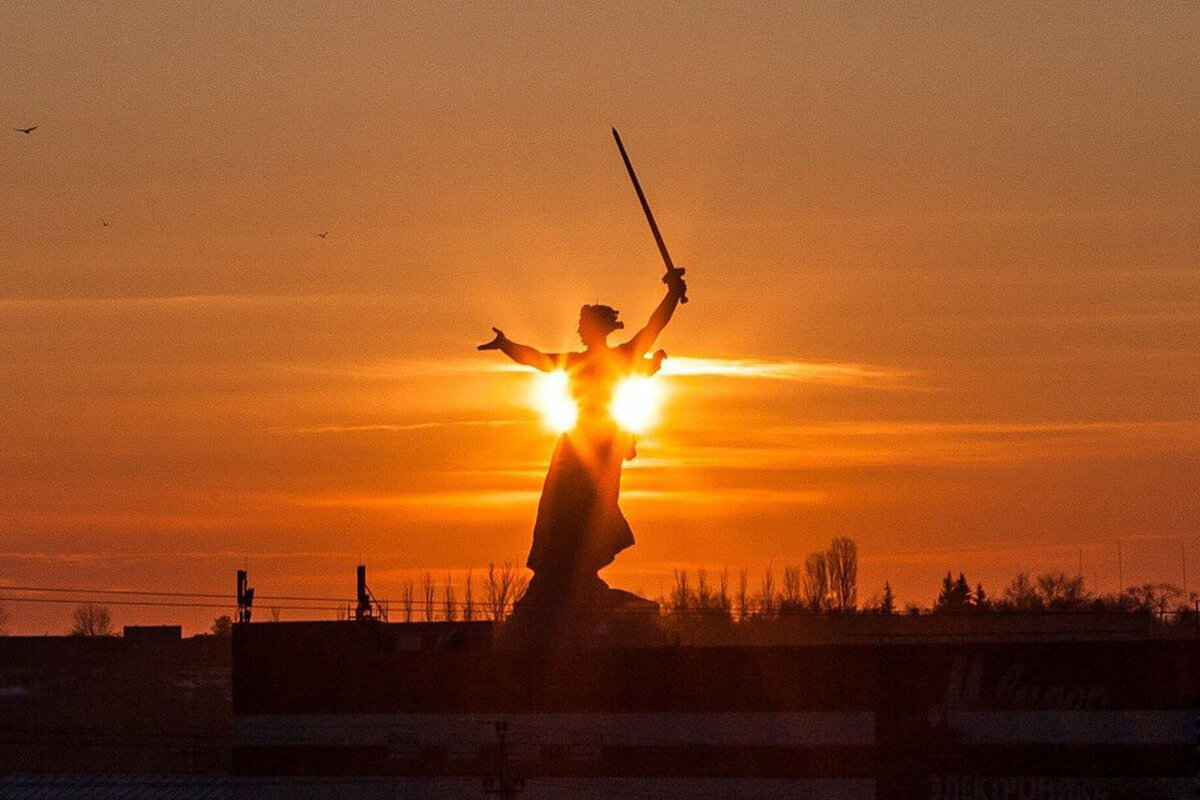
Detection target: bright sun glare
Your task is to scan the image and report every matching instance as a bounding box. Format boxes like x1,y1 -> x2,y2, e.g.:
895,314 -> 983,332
611,376 -> 660,433
534,372 -> 662,434
536,371 -> 578,433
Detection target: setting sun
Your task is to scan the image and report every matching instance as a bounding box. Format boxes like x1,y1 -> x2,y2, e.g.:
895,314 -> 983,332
612,376 -> 662,434
533,372 -> 663,434
535,371 -> 577,432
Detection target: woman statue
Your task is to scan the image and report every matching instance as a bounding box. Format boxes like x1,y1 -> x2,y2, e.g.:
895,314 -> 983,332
478,268 -> 687,612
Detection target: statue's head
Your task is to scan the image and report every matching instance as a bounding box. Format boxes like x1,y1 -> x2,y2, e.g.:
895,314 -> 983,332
578,304 -> 623,346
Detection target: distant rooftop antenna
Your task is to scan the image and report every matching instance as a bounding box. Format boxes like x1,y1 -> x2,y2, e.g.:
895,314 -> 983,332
355,564 -> 388,622
236,569 -> 254,624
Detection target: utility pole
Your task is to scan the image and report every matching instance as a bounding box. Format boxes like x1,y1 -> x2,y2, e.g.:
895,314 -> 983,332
356,565 -> 370,620
482,721 -> 523,798
355,564 -> 387,621
236,569 -> 254,624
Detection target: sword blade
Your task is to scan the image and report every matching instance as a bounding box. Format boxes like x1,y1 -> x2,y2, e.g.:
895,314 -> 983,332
612,128 -> 688,303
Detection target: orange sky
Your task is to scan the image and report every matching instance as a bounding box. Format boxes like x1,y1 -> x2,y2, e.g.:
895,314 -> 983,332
2,3 -> 1198,633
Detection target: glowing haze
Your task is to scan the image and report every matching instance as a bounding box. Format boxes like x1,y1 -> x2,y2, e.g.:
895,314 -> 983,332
2,3 -> 1198,633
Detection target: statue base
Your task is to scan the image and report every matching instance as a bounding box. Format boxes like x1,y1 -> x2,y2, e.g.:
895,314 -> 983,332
498,572 -> 662,648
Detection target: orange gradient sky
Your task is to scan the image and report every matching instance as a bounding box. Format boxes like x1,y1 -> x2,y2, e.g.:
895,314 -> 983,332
2,3 -> 1198,633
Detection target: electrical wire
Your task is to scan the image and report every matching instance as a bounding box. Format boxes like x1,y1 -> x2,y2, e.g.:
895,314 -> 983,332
0,597 -> 344,612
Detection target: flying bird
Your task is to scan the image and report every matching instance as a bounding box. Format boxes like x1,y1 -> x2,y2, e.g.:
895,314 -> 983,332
315,231 -> 329,239
13,125 -> 37,134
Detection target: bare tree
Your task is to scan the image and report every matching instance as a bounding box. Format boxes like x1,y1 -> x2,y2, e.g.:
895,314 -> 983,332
696,568 -> 712,612
717,567 -> 731,616
781,566 -> 804,612
827,537 -> 858,612
71,603 -> 113,636
760,564 -> 777,617
401,581 -> 415,622
1002,572 -> 1042,611
443,573 -> 457,621
463,570 -> 475,621
211,615 -> 233,636
670,569 -> 691,615
269,606 -> 282,622
803,552 -> 829,612
736,568 -> 751,621
485,562 -> 526,621
421,572 -> 436,621
1124,583 -> 1183,617
1036,571 -> 1088,610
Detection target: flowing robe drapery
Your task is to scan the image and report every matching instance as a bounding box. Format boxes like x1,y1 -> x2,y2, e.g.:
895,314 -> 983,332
526,344 -> 642,578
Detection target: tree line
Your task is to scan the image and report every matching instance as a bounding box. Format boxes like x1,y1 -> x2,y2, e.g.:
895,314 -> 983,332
928,569 -> 1197,619
665,537 -> 861,619
7,542 -> 1198,634
661,542 -> 1199,624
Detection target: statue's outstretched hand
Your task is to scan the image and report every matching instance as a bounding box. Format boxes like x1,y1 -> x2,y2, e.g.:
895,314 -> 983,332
635,349 -> 667,376
477,328 -> 507,351
648,348 -> 667,375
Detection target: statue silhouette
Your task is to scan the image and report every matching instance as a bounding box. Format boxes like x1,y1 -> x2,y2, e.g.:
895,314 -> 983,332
479,268 -> 687,614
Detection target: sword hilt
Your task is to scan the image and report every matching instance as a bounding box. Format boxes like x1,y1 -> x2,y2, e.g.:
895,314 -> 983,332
663,267 -> 689,304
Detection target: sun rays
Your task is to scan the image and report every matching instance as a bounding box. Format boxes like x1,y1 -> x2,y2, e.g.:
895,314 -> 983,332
532,371 -> 665,435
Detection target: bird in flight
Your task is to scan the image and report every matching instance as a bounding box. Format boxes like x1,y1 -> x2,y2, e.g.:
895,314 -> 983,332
13,125 -> 38,134
315,231 -> 329,239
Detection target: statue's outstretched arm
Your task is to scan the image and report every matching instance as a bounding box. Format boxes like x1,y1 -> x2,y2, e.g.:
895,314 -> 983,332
624,269 -> 687,356
477,328 -> 560,372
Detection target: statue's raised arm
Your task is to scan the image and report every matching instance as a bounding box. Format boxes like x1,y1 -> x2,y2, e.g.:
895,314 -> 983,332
622,268 -> 687,358
477,327 -> 563,372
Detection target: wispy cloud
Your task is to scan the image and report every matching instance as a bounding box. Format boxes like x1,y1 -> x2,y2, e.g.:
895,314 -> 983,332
768,420 -> 1200,437
0,550 -> 366,566
468,355 -> 916,388
264,359 -> 492,383
6,512 -> 260,531
264,355 -> 917,394
285,419 -> 525,435
0,292 -> 403,308
281,490 -> 540,510
637,419 -> 1200,471
280,487 -> 828,512
622,488 -> 830,506
658,357 -> 915,387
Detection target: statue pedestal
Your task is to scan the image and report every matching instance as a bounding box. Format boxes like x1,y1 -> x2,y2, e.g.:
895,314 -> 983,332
499,573 -> 662,648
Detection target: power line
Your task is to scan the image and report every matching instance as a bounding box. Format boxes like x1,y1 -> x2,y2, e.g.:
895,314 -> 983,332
2,585 -> 231,599
0,597 -> 345,612
0,583 -> 514,614
0,585 -> 359,603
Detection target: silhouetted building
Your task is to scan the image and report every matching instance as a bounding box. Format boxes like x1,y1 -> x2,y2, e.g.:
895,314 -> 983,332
0,632 -> 230,776
233,620 -> 1200,799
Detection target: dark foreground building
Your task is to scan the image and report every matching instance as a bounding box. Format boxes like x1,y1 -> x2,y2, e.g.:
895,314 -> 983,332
233,620 -> 1200,799
0,626 -> 232,799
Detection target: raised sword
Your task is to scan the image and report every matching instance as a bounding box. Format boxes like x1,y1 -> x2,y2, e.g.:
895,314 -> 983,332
612,127 -> 689,304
